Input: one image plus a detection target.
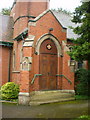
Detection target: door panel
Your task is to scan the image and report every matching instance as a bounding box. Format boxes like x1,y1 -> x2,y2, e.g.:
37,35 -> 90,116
49,55 -> 57,89
39,39 -> 57,90
39,54 -> 49,90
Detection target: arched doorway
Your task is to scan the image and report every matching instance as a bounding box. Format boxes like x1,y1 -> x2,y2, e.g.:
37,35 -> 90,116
39,39 -> 57,90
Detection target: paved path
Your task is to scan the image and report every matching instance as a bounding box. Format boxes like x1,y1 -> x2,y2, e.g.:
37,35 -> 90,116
1,100 -> 89,119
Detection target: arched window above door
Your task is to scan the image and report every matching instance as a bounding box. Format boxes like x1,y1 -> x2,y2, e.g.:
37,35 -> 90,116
35,34 -> 62,57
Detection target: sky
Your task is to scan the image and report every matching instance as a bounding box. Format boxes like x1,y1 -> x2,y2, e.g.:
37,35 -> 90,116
0,0 -> 82,12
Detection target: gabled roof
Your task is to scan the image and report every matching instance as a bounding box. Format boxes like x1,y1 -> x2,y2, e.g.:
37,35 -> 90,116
0,15 -> 14,43
29,9 -> 66,29
29,9 -> 79,39
52,11 -> 79,39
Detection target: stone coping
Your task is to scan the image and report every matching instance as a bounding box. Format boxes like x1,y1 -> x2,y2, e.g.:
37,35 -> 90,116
30,90 -> 75,95
0,100 -> 17,104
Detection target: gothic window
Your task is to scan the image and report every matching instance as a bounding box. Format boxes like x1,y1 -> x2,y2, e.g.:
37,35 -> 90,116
20,48 -> 23,63
13,50 -> 16,70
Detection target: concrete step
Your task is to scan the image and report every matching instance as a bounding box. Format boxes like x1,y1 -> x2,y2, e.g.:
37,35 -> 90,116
29,90 -> 75,105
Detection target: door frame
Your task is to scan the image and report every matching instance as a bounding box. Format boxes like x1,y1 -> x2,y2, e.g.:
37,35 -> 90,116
35,34 -> 62,90
39,39 -> 58,90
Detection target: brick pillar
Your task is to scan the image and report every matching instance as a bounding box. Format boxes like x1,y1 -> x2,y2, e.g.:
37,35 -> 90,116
19,71 -> 30,105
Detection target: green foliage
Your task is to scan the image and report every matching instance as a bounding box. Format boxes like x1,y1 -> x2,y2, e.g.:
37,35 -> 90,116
72,115 -> 90,120
1,8 -> 11,15
69,42 -> 90,62
75,69 -> 90,96
79,115 -> 90,119
0,82 -> 19,100
75,95 -> 89,100
68,1 -> 90,62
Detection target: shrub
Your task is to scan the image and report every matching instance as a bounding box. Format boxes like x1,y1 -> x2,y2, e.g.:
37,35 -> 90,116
72,115 -> 90,120
79,115 -> 89,119
75,95 -> 89,100
0,86 -> 1,99
75,68 -> 90,96
0,82 -> 19,100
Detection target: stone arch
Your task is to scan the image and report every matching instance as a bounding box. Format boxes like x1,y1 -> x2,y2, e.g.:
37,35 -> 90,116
35,34 -> 62,57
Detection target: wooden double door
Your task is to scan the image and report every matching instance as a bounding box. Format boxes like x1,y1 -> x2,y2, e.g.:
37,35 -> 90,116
39,39 -> 57,90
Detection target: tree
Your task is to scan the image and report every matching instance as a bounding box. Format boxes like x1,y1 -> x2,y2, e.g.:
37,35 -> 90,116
75,68 -> 90,96
1,8 -> 11,15
68,1 -> 90,68
51,8 -> 72,15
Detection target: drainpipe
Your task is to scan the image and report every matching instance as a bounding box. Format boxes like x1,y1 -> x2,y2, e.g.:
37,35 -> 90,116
8,47 -> 12,82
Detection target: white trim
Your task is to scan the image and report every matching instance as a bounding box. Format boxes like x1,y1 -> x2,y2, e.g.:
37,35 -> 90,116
60,90 -> 75,93
33,9 -> 49,21
19,92 -> 30,96
30,90 -> 75,95
12,71 -> 20,73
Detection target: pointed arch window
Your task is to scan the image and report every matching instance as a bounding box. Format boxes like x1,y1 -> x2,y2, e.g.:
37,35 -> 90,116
13,50 -> 16,70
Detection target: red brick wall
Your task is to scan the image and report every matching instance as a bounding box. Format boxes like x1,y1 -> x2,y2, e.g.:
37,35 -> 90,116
28,12 -> 69,91
23,47 -> 33,57
29,2 -> 49,17
11,10 -> 75,92
13,17 -> 28,39
20,71 -> 30,93
11,72 -> 20,85
11,40 -> 23,85
11,1 -> 49,38
61,43 -> 74,90
0,46 -> 10,86
29,12 -> 66,44
0,46 -> 2,86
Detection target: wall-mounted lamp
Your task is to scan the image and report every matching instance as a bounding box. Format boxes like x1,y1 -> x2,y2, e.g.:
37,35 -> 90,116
35,52 -> 38,55
70,60 -> 76,66
49,28 -> 53,33
49,28 -> 53,31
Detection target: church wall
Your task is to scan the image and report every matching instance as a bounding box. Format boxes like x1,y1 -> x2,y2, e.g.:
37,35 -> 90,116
29,54 -> 40,91
28,12 -> 69,91
0,46 -> 2,86
1,1 -> 76,105
10,10 -> 75,93
11,2 -> 29,21
11,2 -> 30,38
11,40 -> 33,93
13,17 -> 28,39
11,40 -> 23,85
11,1 -> 49,39
28,12 -> 66,44
29,1 -> 49,17
61,42 -> 74,90
0,46 -> 11,85
62,50 -> 74,90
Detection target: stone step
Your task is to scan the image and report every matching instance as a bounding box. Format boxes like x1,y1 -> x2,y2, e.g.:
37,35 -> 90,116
30,93 -> 74,101
29,90 -> 75,105
29,97 -> 75,106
